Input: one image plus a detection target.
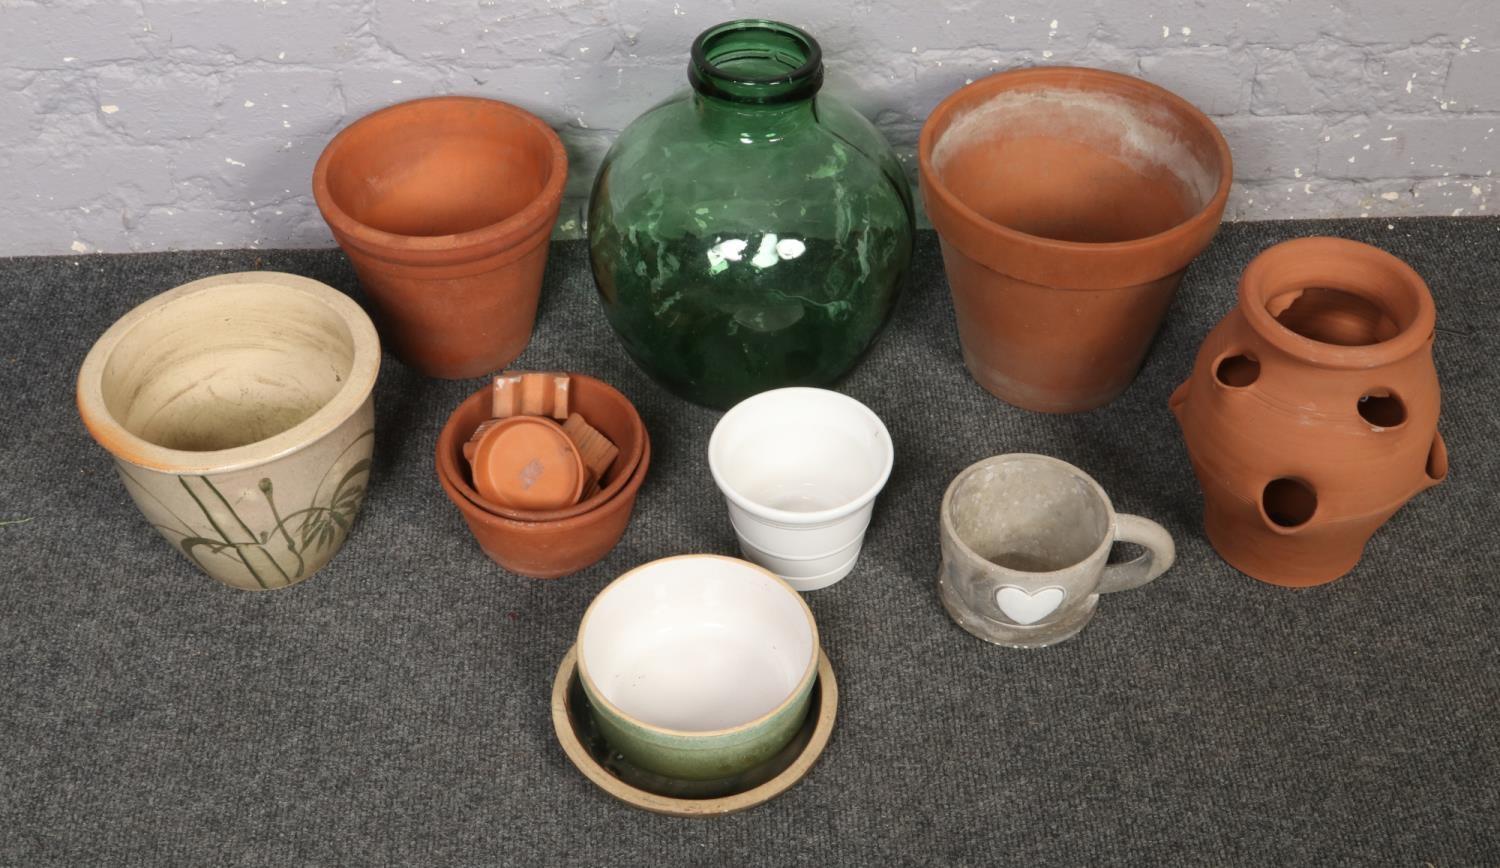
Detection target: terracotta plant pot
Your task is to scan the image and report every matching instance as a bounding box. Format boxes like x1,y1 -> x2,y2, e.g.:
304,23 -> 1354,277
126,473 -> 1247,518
919,67 -> 1233,413
313,96 -> 567,379
436,376 -> 650,578
436,374 -> 647,523
76,272 -> 381,591
1170,237 -> 1447,587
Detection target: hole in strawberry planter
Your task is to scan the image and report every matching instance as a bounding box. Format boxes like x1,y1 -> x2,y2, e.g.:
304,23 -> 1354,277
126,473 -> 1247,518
1262,478 -> 1317,528
1214,353 -> 1260,387
1426,432 -> 1449,481
1357,390 -> 1406,428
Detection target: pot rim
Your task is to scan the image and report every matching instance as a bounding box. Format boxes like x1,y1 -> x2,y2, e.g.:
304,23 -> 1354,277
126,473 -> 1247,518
437,425 -> 651,532
707,387 -> 894,527
435,376 -> 647,522
917,66 -> 1233,287
940,453 -> 1119,576
312,95 -> 568,263
1237,237 -> 1437,370
76,271 -> 381,475
575,553 -> 820,741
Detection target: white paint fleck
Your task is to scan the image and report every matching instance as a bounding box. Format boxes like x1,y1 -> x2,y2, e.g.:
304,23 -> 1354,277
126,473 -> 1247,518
1362,144 -> 1371,150
1293,167 -> 1303,178
243,100 -> 255,108
1453,208 -> 1464,215
392,79 -> 403,84
100,104 -> 119,114
225,157 -> 246,167
1303,183 -> 1313,194
1162,25 -> 1170,38
1388,224 -> 1396,229
1473,185 -> 1484,196
1180,26 -> 1192,36
1380,192 -> 1401,201
277,51 -> 285,59
1380,136 -> 1398,141
579,46 -> 589,54
282,120 -> 291,128
70,240 -> 89,253
1050,19 -> 1059,29
1348,156 -> 1357,163
1042,50 -> 1053,58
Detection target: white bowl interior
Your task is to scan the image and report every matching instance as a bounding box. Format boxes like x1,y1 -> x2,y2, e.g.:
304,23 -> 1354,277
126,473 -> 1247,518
580,557 -> 815,732
712,389 -> 891,514
99,284 -> 356,451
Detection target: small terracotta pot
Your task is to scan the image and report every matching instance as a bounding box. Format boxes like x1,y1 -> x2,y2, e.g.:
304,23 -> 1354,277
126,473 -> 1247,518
436,374 -> 646,523
1170,237 -> 1446,587
313,96 -> 567,379
436,377 -> 650,578
919,67 -> 1233,413
76,272 -> 381,591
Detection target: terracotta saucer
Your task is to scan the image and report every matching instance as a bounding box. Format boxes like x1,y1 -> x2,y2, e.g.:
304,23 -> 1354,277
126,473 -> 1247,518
469,416 -> 586,510
550,645 -> 837,817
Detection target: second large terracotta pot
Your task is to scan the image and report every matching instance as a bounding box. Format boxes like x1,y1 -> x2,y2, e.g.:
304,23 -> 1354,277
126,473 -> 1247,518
313,96 -> 567,379
1170,237 -> 1447,587
919,67 -> 1233,413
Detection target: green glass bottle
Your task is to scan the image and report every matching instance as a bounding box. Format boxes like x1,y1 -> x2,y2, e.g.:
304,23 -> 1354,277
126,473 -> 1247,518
587,20 -> 915,408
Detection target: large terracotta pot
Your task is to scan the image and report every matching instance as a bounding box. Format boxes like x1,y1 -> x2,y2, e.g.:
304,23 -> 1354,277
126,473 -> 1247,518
76,272 -> 381,591
435,376 -> 651,579
919,67 -> 1232,413
313,96 -> 567,379
1170,237 -> 1447,587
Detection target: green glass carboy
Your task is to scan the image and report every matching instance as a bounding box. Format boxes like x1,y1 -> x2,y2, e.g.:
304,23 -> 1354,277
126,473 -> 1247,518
587,20 -> 915,408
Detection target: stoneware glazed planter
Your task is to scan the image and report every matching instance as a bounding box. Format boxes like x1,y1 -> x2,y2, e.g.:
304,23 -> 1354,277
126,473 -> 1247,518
937,454 -> 1175,648
577,555 -> 820,781
435,376 -> 649,578
708,387 -> 894,591
1170,237 -> 1446,587
438,375 -> 646,524
553,644 -> 838,816
76,272 -> 381,591
313,96 -> 567,379
918,67 -> 1233,413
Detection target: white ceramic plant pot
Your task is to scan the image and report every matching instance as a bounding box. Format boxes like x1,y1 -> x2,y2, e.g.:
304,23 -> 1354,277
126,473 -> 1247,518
76,272 -> 381,591
708,388 -> 894,591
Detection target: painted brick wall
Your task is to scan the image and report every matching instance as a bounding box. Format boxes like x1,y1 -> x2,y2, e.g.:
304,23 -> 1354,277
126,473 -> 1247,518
1,0 -> 1495,255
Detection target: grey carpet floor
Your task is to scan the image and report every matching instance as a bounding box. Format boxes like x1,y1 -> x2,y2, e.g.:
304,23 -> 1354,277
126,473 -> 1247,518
1,221 -> 1497,866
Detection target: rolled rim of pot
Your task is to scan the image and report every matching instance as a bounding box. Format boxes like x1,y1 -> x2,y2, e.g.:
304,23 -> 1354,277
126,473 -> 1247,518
1237,236 -> 1437,371
918,66 -> 1233,290
312,95 -> 568,268
76,271 -> 381,475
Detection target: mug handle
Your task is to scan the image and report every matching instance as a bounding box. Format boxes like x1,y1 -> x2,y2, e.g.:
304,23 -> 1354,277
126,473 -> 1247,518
1097,514 -> 1176,594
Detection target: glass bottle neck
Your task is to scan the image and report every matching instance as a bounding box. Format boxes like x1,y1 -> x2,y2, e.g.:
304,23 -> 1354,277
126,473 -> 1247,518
688,20 -> 824,107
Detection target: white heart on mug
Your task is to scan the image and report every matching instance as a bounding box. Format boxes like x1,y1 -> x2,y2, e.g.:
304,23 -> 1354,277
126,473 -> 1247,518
994,586 -> 1066,625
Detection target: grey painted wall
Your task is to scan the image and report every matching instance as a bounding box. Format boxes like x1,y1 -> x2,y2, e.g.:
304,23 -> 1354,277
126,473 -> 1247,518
1,0 -> 1496,256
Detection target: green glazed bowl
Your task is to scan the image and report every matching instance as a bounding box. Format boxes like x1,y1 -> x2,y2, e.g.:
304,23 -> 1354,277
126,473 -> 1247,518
578,554 -> 820,781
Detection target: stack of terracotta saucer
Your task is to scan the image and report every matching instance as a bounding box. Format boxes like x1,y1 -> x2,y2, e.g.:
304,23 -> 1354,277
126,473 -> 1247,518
435,372 -> 650,578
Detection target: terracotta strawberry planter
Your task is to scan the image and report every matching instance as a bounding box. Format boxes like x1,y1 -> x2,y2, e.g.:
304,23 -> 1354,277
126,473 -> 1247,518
919,67 -> 1233,413
435,375 -> 650,578
313,96 -> 567,379
1170,237 -> 1447,587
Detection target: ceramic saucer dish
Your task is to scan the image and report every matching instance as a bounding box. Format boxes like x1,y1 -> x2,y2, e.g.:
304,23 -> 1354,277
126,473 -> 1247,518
550,646 -> 837,817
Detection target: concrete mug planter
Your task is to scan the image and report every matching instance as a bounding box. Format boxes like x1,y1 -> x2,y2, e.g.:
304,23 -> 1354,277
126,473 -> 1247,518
937,454 -> 1175,647
578,555 -> 820,781
76,272 -> 381,591
1170,237 -> 1446,587
313,96 -> 567,379
919,67 -> 1233,413
708,388 -> 894,591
